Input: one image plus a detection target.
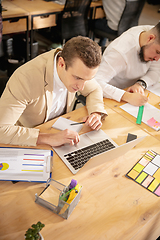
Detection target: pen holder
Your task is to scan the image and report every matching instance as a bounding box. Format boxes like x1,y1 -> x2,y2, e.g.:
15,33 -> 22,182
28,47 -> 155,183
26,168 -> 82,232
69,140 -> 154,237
35,178 -> 82,219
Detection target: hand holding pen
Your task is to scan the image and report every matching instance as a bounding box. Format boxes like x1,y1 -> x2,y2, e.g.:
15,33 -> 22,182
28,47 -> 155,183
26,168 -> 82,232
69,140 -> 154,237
71,112 -> 102,130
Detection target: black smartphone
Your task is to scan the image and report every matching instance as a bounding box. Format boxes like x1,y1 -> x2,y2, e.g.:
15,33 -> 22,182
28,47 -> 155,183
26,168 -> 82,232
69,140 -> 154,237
126,133 -> 137,143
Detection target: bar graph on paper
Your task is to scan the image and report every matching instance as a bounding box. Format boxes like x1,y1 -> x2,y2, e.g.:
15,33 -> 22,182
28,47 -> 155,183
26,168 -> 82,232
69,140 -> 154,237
0,148 -> 52,182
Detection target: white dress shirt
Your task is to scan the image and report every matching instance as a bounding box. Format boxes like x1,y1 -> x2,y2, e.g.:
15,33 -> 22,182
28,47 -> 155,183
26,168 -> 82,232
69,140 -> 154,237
102,0 -> 125,31
48,53 -> 67,120
95,25 -> 160,102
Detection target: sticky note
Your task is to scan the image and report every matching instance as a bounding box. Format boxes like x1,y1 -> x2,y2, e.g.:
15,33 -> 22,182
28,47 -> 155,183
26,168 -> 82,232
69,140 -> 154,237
154,186 -> 160,196
136,172 -> 147,184
133,163 -> 144,173
143,162 -> 158,176
152,155 -> 160,167
148,179 -> 159,192
147,117 -> 160,129
139,158 -> 150,167
127,169 -> 139,179
142,175 -> 153,188
153,168 -> 160,182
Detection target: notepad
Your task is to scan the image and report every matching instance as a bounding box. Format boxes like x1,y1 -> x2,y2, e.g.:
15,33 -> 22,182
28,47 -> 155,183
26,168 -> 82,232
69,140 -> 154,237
120,103 -> 160,131
52,117 -> 83,133
0,147 -> 53,182
126,150 -> 160,197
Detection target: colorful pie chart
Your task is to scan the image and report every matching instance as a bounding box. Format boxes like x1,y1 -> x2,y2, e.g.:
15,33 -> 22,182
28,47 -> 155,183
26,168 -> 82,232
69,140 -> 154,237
0,163 -> 9,170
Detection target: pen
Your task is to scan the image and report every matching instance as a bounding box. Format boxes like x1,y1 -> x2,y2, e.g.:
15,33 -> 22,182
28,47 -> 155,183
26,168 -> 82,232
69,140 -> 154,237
70,121 -> 85,125
147,91 -> 150,98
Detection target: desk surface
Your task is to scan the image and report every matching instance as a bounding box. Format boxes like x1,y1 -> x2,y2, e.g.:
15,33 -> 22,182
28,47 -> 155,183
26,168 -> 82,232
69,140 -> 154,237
1,104 -> 160,240
6,0 -> 102,15
104,90 -> 160,142
10,0 -> 64,15
2,0 -> 29,18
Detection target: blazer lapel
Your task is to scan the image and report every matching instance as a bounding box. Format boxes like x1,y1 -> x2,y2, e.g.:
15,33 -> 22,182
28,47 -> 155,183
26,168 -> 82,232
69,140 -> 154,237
66,91 -> 76,113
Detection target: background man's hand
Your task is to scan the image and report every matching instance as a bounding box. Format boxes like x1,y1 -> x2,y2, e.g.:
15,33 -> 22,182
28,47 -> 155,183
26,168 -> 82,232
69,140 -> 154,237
121,91 -> 148,106
127,82 -> 145,94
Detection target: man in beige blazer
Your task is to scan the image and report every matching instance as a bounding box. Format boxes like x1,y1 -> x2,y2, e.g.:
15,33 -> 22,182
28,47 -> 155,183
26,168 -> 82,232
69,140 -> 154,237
0,36 -> 107,147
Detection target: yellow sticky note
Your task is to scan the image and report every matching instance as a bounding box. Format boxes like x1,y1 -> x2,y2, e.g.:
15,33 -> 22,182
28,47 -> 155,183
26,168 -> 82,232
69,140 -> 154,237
153,168 -> 160,183
136,172 -> 147,184
133,163 -> 144,173
127,169 -> 139,179
148,179 -> 159,192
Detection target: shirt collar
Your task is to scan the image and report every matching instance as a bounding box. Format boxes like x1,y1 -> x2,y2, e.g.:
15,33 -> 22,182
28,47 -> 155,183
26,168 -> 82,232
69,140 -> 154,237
54,51 -> 66,90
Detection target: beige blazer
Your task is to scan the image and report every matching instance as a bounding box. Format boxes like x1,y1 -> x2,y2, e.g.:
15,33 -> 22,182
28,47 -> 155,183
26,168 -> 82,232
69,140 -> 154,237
0,49 -> 107,146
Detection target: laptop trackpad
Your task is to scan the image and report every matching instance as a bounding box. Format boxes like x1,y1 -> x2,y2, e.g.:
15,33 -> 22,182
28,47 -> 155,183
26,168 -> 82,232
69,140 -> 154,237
85,130 -> 109,143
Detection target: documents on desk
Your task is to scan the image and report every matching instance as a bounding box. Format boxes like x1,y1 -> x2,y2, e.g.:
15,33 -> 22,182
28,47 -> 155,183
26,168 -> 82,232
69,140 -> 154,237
121,103 -> 160,131
0,147 -> 53,182
53,129 -> 146,174
52,116 -> 83,132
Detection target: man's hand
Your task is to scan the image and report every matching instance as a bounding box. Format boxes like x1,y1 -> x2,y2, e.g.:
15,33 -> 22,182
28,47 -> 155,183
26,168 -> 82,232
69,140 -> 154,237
37,129 -> 80,147
121,91 -> 148,106
84,112 -> 102,130
127,82 -> 145,94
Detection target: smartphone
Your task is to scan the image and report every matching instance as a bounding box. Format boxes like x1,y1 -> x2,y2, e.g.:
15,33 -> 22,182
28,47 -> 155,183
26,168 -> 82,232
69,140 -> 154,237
126,133 -> 137,143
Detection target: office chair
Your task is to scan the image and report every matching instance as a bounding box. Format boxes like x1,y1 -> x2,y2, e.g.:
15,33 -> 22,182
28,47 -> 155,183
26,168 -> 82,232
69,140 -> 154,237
72,92 -> 86,111
93,0 -> 146,42
59,0 -> 92,44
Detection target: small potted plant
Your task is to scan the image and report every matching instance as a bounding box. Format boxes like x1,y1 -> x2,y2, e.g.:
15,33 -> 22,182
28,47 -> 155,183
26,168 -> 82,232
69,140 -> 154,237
25,221 -> 45,240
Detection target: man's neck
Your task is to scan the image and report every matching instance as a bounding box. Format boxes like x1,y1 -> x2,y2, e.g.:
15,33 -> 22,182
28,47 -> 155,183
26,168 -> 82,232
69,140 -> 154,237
139,31 -> 146,47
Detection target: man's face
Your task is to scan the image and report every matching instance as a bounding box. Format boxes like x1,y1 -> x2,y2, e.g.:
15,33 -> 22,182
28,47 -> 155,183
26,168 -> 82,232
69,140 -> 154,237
139,42 -> 160,63
58,57 -> 98,92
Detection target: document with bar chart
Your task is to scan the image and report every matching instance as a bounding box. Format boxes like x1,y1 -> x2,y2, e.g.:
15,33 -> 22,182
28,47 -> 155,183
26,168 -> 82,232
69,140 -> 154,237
0,147 -> 53,182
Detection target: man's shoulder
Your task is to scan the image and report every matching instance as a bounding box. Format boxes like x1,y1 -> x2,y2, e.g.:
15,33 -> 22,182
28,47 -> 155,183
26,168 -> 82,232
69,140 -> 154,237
107,25 -> 153,54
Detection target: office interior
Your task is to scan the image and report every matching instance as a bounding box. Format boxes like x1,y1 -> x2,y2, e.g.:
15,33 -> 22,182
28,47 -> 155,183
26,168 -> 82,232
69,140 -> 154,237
1,1 -> 160,240
0,0 -> 160,93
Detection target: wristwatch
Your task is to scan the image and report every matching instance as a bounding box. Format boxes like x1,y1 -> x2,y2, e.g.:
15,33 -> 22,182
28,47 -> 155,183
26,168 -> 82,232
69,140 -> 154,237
136,80 -> 147,90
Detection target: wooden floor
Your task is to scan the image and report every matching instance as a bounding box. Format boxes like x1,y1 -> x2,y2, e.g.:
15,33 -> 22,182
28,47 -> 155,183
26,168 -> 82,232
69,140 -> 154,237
139,2 -> 160,25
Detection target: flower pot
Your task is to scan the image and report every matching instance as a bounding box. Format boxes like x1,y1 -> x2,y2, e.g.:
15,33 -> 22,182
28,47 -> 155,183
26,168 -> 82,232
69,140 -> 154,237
24,232 -> 44,240
39,232 -> 44,240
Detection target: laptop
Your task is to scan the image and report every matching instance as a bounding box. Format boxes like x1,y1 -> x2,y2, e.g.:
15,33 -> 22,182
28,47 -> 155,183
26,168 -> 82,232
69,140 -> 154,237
53,129 -> 145,174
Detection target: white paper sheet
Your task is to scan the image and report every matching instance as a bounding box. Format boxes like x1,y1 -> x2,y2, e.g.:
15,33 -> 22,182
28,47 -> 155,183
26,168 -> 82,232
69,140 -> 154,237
147,82 -> 160,97
120,103 -> 160,131
52,117 -> 83,133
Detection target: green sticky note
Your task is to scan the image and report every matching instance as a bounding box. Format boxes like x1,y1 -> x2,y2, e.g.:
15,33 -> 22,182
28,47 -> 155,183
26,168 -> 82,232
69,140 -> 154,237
136,105 -> 144,124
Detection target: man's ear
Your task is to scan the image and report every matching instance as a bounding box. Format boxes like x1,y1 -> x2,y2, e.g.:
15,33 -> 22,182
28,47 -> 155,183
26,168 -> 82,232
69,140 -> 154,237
147,34 -> 156,44
58,57 -> 65,68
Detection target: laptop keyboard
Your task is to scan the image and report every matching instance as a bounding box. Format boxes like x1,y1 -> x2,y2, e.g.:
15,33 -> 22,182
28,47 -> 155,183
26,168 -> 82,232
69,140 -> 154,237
64,139 -> 115,170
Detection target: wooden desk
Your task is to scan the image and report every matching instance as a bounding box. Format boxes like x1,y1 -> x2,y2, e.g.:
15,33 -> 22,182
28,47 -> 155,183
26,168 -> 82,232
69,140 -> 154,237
104,91 -> 160,142
2,0 -> 29,34
11,0 -> 104,30
1,105 -> 160,240
9,0 -> 104,58
2,0 -> 29,60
